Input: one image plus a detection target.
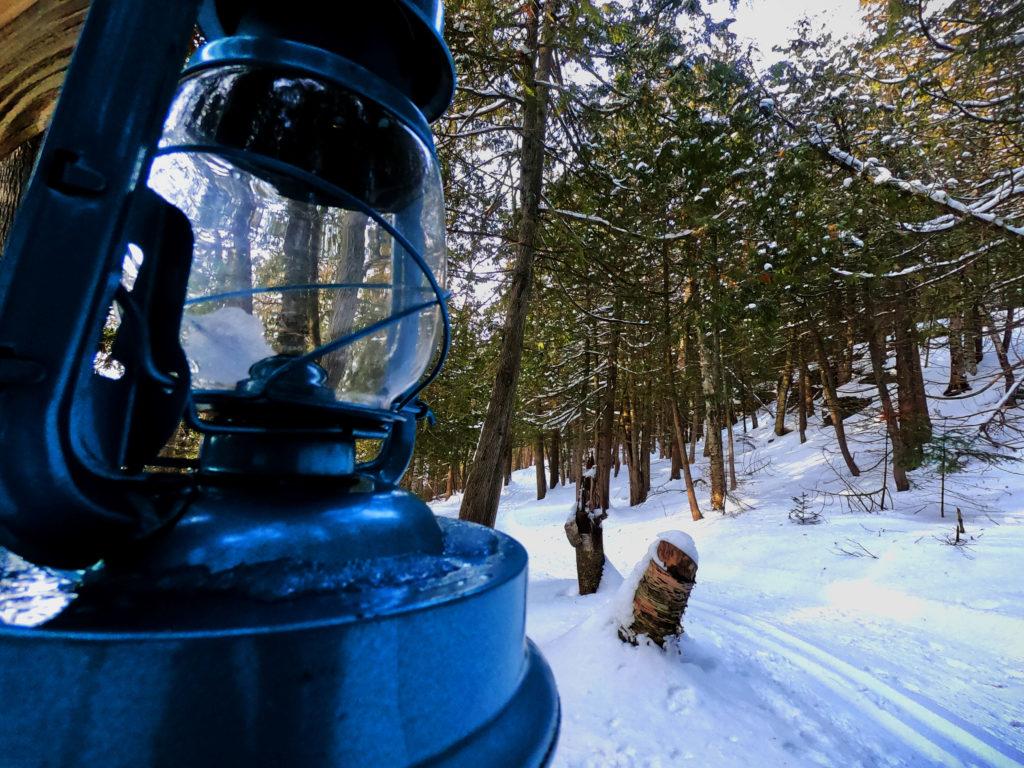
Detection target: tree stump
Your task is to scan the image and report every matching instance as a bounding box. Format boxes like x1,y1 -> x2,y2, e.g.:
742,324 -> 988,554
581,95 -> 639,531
619,538 -> 698,647
565,453 -> 606,595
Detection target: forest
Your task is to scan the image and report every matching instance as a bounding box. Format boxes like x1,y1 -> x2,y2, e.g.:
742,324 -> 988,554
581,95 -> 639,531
0,1 -> 1023,765
398,0 -> 1024,533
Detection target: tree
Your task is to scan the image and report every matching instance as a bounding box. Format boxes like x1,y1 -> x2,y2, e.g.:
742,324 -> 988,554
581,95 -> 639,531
459,0 -> 560,527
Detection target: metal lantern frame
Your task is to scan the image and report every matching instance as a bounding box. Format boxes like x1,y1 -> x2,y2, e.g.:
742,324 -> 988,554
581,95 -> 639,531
0,3 -> 560,765
0,3 -> 451,568
167,37 -> 454,483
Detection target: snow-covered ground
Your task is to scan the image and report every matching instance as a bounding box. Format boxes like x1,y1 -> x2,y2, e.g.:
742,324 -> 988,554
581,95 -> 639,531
435,343 -> 1024,768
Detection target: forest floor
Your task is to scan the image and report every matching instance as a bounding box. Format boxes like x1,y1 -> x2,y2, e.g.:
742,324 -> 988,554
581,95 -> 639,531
434,344 -> 1024,768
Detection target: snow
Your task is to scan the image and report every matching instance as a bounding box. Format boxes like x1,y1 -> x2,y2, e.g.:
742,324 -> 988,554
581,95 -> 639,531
872,167 -> 892,185
433,335 -> 1024,768
653,530 -> 698,567
181,306 -> 275,389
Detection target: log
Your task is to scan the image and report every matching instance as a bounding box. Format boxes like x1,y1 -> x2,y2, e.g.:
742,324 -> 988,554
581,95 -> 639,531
619,538 -> 697,647
0,0 -> 89,157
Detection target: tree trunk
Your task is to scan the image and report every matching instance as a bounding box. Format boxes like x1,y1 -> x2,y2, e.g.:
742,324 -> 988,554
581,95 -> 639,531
548,429 -> 560,488
596,299 -> 622,512
0,136 -> 41,256
802,355 -> 815,422
503,443 -> 512,487
669,427 -> 682,481
622,384 -> 645,506
725,386 -> 738,492
836,315 -> 856,386
444,465 -> 455,500
967,304 -> 983,371
278,204 -> 322,354
559,440 -> 568,486
688,406 -> 699,464
323,212 -> 369,385
534,431 -> 547,500
809,324 -> 860,477
200,180 -> 256,318
893,295 -> 932,468
459,0 -> 558,527
774,339 -> 793,436
696,328 -> 726,511
671,400 -> 703,520
865,305 -> 910,492
945,315 -> 970,395
797,342 -> 808,444
618,538 -> 697,648
985,307 -> 1015,393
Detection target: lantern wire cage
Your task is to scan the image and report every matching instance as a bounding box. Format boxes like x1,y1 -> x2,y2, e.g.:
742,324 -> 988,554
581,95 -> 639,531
148,141 -> 451,441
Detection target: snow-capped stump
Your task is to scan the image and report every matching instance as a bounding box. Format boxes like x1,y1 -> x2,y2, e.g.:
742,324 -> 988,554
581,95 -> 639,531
618,533 -> 698,648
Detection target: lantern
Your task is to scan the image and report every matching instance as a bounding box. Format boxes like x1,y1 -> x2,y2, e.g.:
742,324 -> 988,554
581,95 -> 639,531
0,2 -> 559,765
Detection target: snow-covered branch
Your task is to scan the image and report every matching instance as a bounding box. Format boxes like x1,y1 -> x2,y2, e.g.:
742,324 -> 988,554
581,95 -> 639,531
541,204 -> 693,242
814,138 -> 1024,239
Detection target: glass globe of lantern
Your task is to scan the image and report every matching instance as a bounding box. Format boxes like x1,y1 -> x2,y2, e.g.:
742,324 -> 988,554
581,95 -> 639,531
148,61 -> 447,413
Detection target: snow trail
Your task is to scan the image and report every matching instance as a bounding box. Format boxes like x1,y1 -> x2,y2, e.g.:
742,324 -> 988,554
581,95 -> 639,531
694,599 -> 1024,768
430,334 -> 1024,767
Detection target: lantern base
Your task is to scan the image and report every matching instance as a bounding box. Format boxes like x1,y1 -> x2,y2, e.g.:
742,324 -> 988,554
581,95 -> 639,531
0,518 -> 559,767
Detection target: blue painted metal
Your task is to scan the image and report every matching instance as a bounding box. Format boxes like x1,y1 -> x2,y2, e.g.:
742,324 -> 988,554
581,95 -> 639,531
196,0 -> 456,120
0,0 -> 559,764
0,520 -> 559,767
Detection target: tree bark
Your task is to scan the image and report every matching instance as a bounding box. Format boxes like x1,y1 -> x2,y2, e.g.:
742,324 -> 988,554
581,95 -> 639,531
503,443 -> 512,487
797,342 -> 809,444
809,323 -> 860,477
565,454 -> 605,595
277,204 -> 322,354
688,405 -> 699,464
774,338 -> 793,436
696,328 -> 726,510
725,384 -> 738,492
459,0 -> 559,527
444,465 -> 455,500
669,426 -> 682,481
893,295 -> 932,468
595,298 -> 622,512
534,431 -> 547,500
548,429 -> 560,488
967,304 -> 983,371
865,305 -> 910,492
985,307 -> 1015,393
323,212 -> 369,385
836,313 -> 856,387
0,136 -> 41,256
945,315 -> 970,395
619,538 -> 698,648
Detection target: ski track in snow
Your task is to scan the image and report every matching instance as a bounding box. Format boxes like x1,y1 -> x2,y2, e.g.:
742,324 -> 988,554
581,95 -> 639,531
434,333 -> 1024,767
692,599 -> 1024,768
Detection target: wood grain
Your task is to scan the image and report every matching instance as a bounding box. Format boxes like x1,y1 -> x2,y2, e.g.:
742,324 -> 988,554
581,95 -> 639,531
0,0 -> 88,157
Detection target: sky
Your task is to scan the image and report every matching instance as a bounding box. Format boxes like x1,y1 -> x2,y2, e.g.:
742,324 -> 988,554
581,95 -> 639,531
707,0 -> 867,63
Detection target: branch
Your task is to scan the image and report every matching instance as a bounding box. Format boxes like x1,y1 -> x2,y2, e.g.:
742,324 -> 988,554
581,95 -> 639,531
540,202 -> 693,242
813,134 -> 1024,239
